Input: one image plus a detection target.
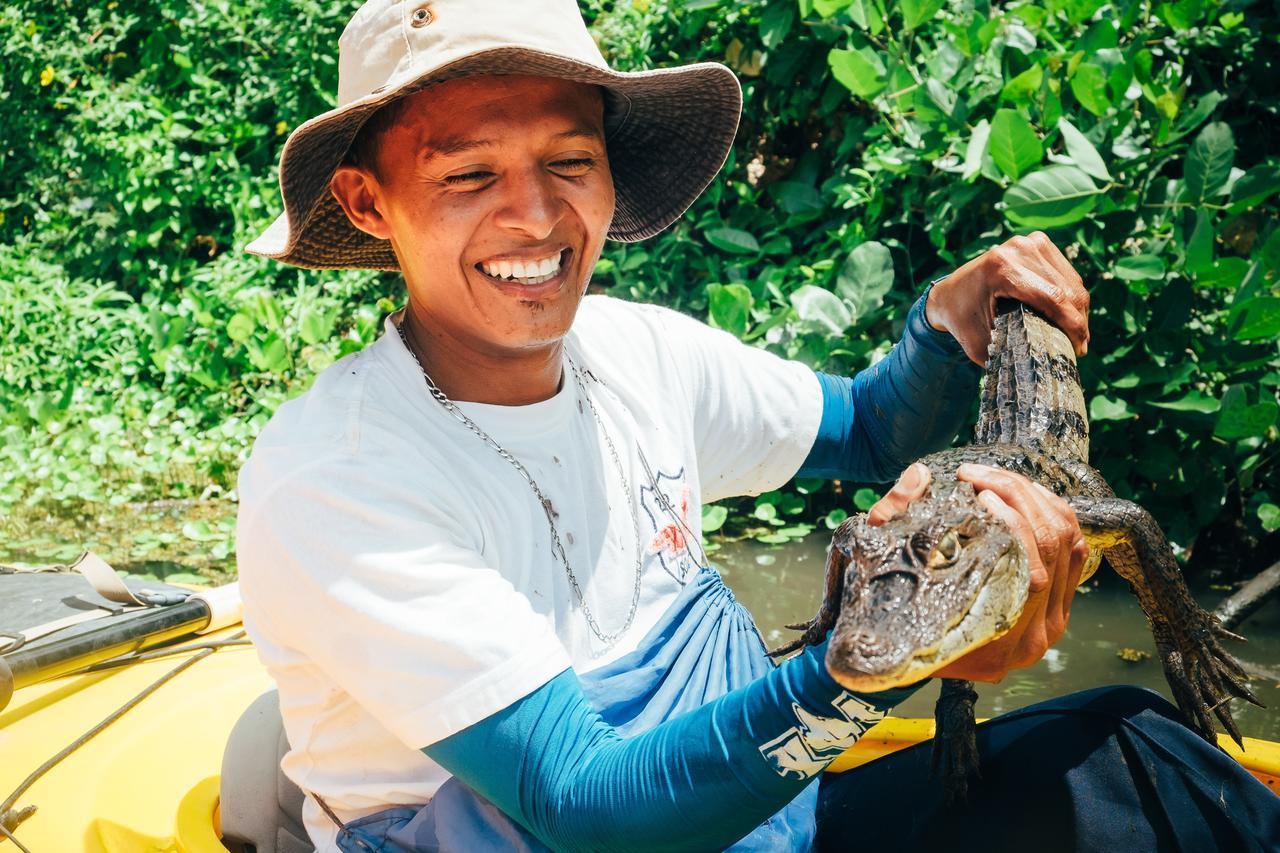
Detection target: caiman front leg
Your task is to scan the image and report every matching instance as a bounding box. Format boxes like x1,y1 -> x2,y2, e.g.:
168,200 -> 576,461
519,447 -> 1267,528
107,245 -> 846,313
1069,497 -> 1263,746
769,534 -> 852,658
932,678 -> 980,803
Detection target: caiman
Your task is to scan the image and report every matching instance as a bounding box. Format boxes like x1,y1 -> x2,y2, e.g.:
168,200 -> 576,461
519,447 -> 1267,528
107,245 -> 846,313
773,298 -> 1262,799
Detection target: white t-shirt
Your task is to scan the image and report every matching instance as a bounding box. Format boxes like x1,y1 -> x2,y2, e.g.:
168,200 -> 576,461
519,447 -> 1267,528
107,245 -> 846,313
236,294 -> 823,850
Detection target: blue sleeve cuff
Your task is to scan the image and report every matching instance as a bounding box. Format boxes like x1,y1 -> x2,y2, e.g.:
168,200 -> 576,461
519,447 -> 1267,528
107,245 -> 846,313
797,286 -> 982,483
910,282 -> 970,363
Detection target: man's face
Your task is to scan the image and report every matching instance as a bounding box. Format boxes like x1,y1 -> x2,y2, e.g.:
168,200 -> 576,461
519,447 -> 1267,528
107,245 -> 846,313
335,75 -> 615,359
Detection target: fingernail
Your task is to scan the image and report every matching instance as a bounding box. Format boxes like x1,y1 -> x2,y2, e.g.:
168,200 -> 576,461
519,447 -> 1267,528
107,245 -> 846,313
901,463 -> 923,489
978,490 -> 1001,510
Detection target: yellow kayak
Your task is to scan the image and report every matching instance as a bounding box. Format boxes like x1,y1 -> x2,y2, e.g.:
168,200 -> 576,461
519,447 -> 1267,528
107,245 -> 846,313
2,588 -> 1277,852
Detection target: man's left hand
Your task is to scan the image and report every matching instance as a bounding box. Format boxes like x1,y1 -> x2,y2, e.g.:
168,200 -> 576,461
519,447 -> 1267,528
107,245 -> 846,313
927,231 -> 1090,366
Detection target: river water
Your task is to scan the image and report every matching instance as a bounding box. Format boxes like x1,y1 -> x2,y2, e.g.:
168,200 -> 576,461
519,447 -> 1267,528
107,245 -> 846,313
714,536 -> 1280,741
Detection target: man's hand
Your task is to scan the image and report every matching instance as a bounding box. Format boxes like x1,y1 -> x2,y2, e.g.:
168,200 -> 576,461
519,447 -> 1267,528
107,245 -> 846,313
867,462 -> 1089,684
927,231 -> 1090,366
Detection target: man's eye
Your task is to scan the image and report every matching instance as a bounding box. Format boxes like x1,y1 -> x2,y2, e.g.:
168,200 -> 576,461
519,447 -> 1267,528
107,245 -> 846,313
553,157 -> 595,171
444,171 -> 492,184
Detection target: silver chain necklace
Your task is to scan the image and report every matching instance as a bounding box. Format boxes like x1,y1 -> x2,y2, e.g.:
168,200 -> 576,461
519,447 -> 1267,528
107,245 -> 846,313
396,318 -> 643,645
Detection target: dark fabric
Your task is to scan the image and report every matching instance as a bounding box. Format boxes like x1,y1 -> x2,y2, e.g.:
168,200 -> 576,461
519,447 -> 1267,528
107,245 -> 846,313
0,572 -> 192,651
816,685 -> 1280,853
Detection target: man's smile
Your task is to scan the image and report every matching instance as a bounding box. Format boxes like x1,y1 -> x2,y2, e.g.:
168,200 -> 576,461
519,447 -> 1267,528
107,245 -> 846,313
473,248 -> 574,298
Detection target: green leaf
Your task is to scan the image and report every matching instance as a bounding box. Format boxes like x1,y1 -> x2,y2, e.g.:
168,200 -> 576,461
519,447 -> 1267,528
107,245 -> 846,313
704,227 -> 760,254
1195,258 -> 1249,291
758,2 -> 795,49
1069,63 -> 1111,116
1157,0 -> 1205,30
1232,297 -> 1280,341
1090,395 -> 1136,421
824,508 -> 849,529
846,0 -> 885,33
1057,118 -> 1111,182
835,241 -> 894,322
853,487 -> 881,511
1215,386 -> 1278,440
1114,255 -> 1165,281
299,308 -> 336,345
1228,165 -> 1280,212
1001,65 -> 1043,103
1169,91 -> 1225,142
1258,503 -> 1280,533
1184,210 -> 1214,274
963,119 -> 992,181
226,312 -> 255,343
919,78 -> 958,121
182,520 -> 219,542
812,0 -> 852,16
772,181 -> 824,215
1185,122 -> 1235,202
901,0 -> 944,30
1260,230 -> 1280,273
988,109 -> 1042,180
828,47 -> 886,98
701,504 -> 728,533
706,283 -> 753,337
1003,166 -> 1101,228
1150,391 -> 1220,414
791,285 -> 853,336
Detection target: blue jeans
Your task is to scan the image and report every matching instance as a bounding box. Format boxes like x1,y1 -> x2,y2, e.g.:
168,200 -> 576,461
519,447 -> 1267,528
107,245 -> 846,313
816,685 -> 1280,852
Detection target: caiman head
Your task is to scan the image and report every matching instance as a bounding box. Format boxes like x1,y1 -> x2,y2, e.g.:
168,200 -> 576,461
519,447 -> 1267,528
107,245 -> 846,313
824,480 -> 1030,692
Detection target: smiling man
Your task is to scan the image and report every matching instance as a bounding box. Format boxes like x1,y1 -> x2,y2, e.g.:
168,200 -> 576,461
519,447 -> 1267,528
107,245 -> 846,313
236,1 -> 1279,851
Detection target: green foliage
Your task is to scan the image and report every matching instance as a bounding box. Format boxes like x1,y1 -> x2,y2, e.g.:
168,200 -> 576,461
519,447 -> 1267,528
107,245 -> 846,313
2,0 -> 1279,573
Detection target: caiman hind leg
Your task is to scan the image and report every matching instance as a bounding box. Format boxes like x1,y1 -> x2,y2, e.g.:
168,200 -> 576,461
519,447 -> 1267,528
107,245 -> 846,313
769,531 -> 851,657
1069,497 -> 1262,746
932,678 -> 980,803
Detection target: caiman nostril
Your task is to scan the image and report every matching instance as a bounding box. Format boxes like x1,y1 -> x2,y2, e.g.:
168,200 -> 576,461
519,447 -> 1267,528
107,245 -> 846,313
868,571 -> 917,612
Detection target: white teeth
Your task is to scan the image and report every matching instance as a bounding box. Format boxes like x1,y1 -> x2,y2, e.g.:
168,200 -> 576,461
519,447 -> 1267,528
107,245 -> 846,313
479,250 -> 565,283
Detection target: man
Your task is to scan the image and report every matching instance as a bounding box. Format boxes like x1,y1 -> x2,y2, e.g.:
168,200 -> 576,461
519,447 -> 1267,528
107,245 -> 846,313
237,1 -> 1279,851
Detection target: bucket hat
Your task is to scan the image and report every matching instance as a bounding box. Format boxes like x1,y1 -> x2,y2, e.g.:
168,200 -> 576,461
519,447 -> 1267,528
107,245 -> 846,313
245,0 -> 743,271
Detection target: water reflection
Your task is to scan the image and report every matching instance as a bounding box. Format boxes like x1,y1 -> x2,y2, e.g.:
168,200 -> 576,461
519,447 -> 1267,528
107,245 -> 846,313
714,536 -> 1280,740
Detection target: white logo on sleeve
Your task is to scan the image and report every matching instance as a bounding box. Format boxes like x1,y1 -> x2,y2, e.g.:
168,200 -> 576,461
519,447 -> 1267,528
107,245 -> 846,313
758,692 -> 887,780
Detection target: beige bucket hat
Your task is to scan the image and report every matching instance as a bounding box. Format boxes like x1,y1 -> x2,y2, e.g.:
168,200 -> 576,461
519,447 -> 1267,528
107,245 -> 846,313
245,0 -> 743,271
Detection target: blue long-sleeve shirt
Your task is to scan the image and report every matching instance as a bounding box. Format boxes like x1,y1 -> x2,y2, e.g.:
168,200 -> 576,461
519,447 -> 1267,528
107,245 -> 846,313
798,285 -> 981,482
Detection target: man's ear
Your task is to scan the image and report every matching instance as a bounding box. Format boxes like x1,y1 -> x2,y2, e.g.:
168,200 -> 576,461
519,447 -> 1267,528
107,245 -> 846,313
330,165 -> 392,240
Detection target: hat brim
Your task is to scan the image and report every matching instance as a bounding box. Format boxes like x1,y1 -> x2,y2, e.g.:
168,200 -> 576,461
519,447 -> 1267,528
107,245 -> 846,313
245,48 -> 742,271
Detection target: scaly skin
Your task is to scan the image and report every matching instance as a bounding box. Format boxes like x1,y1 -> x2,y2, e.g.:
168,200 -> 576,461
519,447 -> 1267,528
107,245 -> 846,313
773,301 -> 1262,801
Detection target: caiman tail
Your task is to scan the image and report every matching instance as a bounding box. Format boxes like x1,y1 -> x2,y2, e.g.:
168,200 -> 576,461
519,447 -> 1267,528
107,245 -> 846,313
974,300 -> 1089,464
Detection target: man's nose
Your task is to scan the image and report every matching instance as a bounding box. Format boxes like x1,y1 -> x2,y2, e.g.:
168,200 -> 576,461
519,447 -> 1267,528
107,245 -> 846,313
491,166 -> 565,239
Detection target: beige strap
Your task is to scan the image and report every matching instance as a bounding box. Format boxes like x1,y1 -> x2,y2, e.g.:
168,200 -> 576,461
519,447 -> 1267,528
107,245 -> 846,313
70,552 -> 151,606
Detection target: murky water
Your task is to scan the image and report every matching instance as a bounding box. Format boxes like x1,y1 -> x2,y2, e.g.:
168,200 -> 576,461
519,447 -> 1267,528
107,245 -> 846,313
714,537 -> 1280,741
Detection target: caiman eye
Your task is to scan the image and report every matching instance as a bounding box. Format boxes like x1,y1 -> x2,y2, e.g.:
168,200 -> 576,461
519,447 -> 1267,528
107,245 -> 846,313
928,530 -> 961,569
907,530 -> 933,565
